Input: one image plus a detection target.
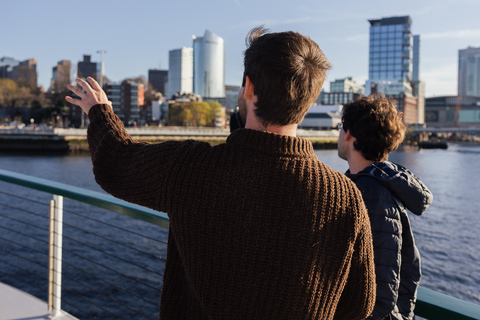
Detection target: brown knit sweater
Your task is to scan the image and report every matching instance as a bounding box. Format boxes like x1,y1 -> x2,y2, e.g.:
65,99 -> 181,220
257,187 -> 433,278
87,104 -> 376,320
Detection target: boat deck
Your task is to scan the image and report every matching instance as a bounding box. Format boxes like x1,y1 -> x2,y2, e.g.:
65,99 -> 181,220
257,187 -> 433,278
0,282 -> 78,320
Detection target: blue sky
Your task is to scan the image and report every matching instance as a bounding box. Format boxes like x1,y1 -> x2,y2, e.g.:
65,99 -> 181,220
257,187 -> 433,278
2,0 -> 479,97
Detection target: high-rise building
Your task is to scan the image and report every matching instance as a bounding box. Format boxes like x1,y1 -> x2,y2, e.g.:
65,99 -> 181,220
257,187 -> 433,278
366,16 -> 423,124
412,35 -> 420,81
168,48 -> 193,98
51,60 -> 71,93
193,30 -> 225,98
367,16 -> 413,87
148,69 -> 168,95
0,57 -> 20,78
458,46 -> 480,97
0,57 -> 38,90
9,59 -> 38,90
104,82 -> 145,125
77,55 -> 98,80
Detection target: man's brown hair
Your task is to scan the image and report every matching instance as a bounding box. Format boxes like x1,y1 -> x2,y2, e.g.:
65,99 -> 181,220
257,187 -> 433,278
243,26 -> 331,126
342,94 -> 406,161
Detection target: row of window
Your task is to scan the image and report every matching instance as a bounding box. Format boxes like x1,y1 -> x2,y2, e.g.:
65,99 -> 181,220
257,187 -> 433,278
371,43 -> 411,49
370,24 -> 405,33
371,52 -> 410,58
370,58 -> 410,64
370,32 -> 403,41
370,63 -> 411,70
371,39 -> 404,46
370,47 -> 406,55
370,66 -> 405,72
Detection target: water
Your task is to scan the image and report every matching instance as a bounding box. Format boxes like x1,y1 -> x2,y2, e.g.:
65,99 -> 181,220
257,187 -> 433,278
316,144 -> 480,304
0,144 -> 479,317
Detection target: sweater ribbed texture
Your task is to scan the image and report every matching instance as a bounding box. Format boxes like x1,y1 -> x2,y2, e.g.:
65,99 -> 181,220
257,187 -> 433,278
87,104 -> 376,320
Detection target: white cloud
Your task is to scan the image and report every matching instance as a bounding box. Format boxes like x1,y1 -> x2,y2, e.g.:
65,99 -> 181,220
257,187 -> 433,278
345,34 -> 368,43
423,29 -> 480,40
422,63 -> 457,96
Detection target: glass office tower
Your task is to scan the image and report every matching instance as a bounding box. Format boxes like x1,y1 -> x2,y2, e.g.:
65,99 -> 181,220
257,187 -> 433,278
458,46 -> 480,97
368,16 -> 413,84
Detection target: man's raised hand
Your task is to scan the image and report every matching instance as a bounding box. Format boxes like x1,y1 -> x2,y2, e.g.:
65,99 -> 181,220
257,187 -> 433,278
66,77 -> 111,114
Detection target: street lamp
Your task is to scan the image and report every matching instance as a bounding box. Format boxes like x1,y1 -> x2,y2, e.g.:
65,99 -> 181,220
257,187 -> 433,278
97,50 -> 107,88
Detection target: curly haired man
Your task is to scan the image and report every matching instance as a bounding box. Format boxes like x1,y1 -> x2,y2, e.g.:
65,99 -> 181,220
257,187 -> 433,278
338,94 -> 433,320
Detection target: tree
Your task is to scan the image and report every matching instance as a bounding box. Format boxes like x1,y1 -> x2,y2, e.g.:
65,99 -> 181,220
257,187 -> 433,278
168,101 -> 224,127
206,101 -> 222,126
0,79 -> 18,107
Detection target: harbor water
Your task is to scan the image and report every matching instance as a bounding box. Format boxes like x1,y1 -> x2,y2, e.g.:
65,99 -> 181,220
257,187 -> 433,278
0,143 -> 479,317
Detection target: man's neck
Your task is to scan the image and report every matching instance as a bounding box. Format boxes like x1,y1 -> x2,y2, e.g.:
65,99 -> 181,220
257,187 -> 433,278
245,114 -> 298,137
347,152 -> 375,174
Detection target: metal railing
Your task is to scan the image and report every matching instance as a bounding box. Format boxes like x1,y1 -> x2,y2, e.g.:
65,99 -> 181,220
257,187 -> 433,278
0,169 -> 168,319
0,168 -> 479,320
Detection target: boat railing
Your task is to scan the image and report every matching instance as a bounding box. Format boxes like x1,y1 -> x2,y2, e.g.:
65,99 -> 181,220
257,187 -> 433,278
0,169 -> 479,320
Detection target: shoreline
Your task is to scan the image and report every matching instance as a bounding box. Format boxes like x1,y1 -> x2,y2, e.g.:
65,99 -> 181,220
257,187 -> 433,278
0,135 -> 339,154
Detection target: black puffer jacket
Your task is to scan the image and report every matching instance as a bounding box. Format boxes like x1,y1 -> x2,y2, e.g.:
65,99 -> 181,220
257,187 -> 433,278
346,161 -> 433,320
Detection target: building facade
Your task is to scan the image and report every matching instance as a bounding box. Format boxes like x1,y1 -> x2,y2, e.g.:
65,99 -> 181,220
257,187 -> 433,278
321,92 -> 362,106
366,16 -> 423,124
412,35 -> 420,81
51,60 -> 71,93
425,96 -> 480,128
367,16 -> 413,88
330,77 -> 365,94
148,69 -> 168,95
411,80 -> 426,124
193,30 -> 225,98
168,48 -> 193,98
0,57 -> 37,90
299,105 -> 342,129
77,55 -> 98,80
0,57 -> 20,78
320,77 -> 364,106
104,82 -> 145,125
458,47 -> 480,97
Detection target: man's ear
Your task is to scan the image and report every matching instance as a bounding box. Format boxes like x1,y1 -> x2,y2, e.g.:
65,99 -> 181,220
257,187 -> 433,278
345,129 -> 353,140
244,76 -> 254,101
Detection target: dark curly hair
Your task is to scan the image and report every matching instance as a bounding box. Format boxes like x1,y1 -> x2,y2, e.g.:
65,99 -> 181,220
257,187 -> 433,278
342,94 -> 405,161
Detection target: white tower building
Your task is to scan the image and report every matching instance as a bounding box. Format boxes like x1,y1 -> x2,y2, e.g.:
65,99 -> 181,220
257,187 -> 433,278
193,30 -> 225,98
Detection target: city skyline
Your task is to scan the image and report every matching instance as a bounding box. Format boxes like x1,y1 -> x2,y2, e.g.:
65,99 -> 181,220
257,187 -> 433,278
1,0 -> 479,98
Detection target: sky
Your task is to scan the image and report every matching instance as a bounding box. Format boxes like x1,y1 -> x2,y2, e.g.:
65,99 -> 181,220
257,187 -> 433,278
1,0 -> 480,98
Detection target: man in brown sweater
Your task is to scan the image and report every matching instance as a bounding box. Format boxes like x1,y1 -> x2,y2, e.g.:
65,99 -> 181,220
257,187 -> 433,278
67,26 -> 375,320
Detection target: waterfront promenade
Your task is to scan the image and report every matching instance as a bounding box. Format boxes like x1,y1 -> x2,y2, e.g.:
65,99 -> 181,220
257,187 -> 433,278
0,127 -> 340,152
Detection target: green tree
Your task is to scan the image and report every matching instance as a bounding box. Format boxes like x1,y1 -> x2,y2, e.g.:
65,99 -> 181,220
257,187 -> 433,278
0,79 -> 19,107
168,103 -> 186,126
168,101 -> 224,127
206,100 -> 222,126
